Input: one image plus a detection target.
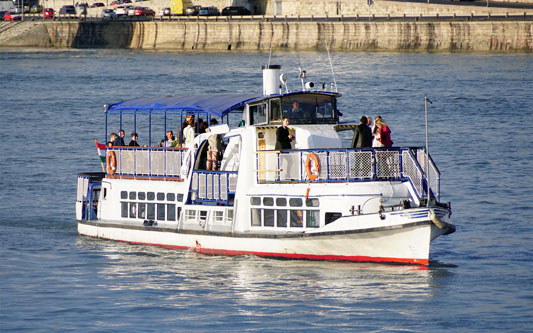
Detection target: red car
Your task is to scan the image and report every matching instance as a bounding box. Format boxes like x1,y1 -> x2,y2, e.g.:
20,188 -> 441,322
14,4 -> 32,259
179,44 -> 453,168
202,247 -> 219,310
43,8 -> 54,18
110,1 -> 118,6
134,7 -> 154,16
4,11 -> 22,21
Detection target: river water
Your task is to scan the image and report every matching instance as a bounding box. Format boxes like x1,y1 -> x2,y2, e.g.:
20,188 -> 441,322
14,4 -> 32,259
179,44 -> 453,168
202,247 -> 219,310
0,49 -> 532,332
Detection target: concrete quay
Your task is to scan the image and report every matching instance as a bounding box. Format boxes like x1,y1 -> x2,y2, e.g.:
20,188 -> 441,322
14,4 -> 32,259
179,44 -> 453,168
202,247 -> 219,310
0,17 -> 531,52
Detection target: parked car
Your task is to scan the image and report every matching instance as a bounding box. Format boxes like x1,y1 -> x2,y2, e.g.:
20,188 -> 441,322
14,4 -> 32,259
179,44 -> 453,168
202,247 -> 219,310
109,1 -> 118,5
4,11 -> 22,20
59,5 -> 76,15
185,5 -> 201,15
101,8 -> 117,19
115,5 -> 129,16
90,2 -> 105,8
221,6 -> 251,16
198,6 -> 219,16
30,4 -> 43,13
42,8 -> 54,19
123,0 -> 132,3
127,6 -> 136,16
159,7 -> 170,16
138,7 -> 154,16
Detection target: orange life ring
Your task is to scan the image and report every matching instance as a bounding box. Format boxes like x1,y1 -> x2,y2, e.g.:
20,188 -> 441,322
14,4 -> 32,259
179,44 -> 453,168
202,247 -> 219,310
106,151 -> 117,175
306,153 -> 320,181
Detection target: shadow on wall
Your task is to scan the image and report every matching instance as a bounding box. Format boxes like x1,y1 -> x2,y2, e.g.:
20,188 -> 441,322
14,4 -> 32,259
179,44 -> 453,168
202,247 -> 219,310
72,21 -> 136,48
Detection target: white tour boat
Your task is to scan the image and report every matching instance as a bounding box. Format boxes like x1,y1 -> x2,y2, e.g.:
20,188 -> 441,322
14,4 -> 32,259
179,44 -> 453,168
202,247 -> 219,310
76,65 -> 455,265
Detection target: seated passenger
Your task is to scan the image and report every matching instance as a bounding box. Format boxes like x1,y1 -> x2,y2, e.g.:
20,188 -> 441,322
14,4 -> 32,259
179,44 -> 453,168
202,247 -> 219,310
162,130 -> 177,147
129,132 -> 140,147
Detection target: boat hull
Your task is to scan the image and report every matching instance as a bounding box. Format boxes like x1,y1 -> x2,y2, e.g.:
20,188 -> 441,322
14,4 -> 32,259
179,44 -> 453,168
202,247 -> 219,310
77,219 -> 450,265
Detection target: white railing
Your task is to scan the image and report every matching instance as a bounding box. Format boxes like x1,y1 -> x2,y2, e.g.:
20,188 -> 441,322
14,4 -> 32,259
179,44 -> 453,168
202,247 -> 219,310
256,147 -> 440,200
190,171 -> 239,204
109,147 -> 186,179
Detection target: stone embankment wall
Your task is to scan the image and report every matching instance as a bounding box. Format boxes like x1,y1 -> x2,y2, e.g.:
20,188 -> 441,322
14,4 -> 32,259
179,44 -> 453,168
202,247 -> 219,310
1,19 -> 531,51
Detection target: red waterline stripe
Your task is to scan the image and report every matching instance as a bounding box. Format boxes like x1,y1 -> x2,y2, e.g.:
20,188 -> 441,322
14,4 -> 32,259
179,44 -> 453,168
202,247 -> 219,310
81,233 -> 429,266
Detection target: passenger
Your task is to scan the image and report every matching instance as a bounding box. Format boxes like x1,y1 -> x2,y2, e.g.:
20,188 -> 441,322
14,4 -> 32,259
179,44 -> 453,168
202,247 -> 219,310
109,132 -> 117,146
275,117 -> 294,150
372,116 -> 384,148
114,129 -> 125,146
162,130 -> 177,147
198,118 -> 208,134
351,116 -> 373,148
107,141 -> 113,147
129,132 -> 140,147
206,119 -> 223,171
375,118 -> 393,148
182,116 -> 195,148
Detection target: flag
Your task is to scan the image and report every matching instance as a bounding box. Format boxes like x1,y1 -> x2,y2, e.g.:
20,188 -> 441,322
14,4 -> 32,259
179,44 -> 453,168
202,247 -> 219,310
95,139 -> 107,172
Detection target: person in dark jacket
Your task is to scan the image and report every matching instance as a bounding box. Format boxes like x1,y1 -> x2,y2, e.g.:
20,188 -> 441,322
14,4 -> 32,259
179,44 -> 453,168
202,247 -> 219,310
114,129 -> 125,146
275,117 -> 294,150
128,132 -> 140,146
351,116 -> 373,148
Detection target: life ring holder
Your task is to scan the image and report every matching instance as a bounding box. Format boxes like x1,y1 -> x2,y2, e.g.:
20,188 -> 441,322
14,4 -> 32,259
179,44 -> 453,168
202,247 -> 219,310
306,153 -> 320,181
106,151 -> 117,175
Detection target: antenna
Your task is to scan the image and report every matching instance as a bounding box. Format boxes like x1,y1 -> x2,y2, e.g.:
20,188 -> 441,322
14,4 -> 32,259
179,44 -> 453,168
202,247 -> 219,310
425,95 -> 432,207
267,40 -> 273,68
325,39 -> 338,92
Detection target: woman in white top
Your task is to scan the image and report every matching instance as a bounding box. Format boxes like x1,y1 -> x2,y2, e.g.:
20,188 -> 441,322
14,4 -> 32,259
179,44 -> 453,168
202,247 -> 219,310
372,115 -> 384,148
182,117 -> 195,148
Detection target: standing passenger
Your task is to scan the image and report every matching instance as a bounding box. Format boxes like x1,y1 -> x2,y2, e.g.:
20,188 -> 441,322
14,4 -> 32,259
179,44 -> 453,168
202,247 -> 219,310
206,119 -> 223,170
372,116 -> 384,148
114,129 -> 125,146
375,119 -> 393,148
351,116 -> 373,148
182,116 -> 195,148
275,117 -> 293,150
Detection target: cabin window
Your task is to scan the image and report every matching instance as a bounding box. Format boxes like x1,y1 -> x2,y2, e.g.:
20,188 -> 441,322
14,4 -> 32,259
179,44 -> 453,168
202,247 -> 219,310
129,192 -> 136,200
263,197 -> 274,206
306,210 -> 319,227
157,204 -> 165,220
214,211 -> 224,223
138,203 -> 146,219
281,95 -> 337,124
177,193 -> 184,202
157,192 -> 165,201
199,211 -> 207,227
250,103 -> 267,124
167,193 -> 175,201
121,191 -> 127,199
270,99 -> 282,122
147,203 -> 155,219
167,204 -> 176,221
121,202 -> 128,218
129,203 -> 136,218
276,198 -> 287,206
290,210 -> 304,227
251,208 -> 261,226
289,198 -> 303,207
226,209 -> 234,224
305,198 -> 319,207
277,210 -> 287,227
264,209 -> 275,227
138,192 -> 145,200
325,212 -> 341,225
147,192 -> 155,201
250,197 -> 261,206
185,210 -> 196,223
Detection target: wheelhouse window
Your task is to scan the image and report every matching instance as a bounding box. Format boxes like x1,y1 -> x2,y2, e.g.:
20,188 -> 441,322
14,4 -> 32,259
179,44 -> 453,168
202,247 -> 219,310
281,94 -> 337,125
249,103 -> 267,125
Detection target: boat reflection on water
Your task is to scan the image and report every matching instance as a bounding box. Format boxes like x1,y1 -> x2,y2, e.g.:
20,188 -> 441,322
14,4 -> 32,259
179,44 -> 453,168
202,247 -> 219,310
76,236 -> 455,303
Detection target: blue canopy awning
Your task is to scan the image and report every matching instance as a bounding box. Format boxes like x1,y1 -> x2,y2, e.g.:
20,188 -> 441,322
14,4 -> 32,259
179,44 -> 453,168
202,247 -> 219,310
106,93 -> 263,118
